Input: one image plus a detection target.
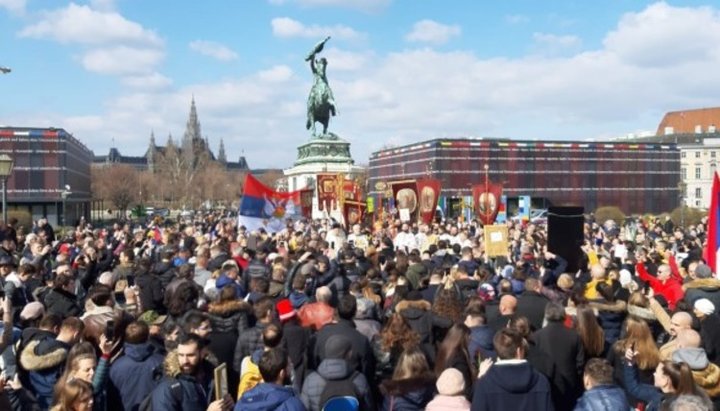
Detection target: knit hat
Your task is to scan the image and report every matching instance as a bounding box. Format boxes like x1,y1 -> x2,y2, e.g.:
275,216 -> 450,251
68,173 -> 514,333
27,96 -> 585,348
436,368 -> 465,396
20,302 -> 45,321
325,335 -> 353,359
694,298 -> 715,315
477,283 -> 496,302
618,269 -> 633,287
695,264 -> 713,279
276,298 -> 296,322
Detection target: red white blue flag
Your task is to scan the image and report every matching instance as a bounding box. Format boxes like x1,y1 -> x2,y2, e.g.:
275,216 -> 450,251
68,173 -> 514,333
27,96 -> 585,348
239,174 -> 302,233
705,172 -> 720,275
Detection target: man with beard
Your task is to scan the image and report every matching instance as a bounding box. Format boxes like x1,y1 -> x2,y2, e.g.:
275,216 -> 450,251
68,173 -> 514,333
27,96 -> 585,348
151,333 -> 231,411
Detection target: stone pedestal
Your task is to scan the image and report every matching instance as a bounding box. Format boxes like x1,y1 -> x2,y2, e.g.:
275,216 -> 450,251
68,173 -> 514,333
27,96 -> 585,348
284,134 -> 365,219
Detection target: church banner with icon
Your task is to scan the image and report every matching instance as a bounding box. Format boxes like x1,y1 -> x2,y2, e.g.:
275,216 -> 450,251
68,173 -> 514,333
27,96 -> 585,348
473,181 -> 503,225
343,200 -> 366,228
416,178 -> 441,225
391,180 -> 418,223
316,174 -> 339,211
300,189 -> 314,218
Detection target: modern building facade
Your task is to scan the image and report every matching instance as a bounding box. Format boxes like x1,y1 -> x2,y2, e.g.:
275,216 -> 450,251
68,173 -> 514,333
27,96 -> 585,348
369,138 -> 680,216
0,127 -> 93,226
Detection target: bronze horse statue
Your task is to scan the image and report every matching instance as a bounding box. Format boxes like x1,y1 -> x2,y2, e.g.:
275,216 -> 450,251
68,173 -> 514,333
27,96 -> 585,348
306,37 -> 337,137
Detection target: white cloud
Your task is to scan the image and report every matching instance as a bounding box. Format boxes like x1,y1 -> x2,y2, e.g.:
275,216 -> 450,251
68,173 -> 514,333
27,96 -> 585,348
321,48 -> 372,71
505,14 -> 529,24
81,46 -> 164,75
14,2 -> 720,169
271,17 -> 363,40
189,40 -> 239,62
19,3 -> 162,46
0,0 -> 25,13
405,20 -> 461,45
268,0 -> 390,12
122,72 -> 173,89
89,0 -> 115,12
532,32 -> 582,48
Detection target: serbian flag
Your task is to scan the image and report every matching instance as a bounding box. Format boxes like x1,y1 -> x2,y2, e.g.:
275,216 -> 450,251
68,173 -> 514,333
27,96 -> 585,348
705,172 -> 720,275
239,174 -> 302,233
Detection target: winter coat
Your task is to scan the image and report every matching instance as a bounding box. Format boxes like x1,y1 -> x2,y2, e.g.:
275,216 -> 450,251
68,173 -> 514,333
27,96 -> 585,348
19,333 -> 70,410
312,320 -> 375,381
234,323 -> 267,373
426,394 -> 471,411
150,351 -> 214,411
574,384 -> 629,411
516,290 -> 550,332
109,342 -> 165,411
297,302 -> 334,331
532,322 -> 585,409
300,358 -> 373,411
636,262 -> 684,310
208,252 -> 230,273
395,299 -> 452,364
590,299 -> 627,347
468,325 -> 495,362
44,288 -> 82,318
683,278 -> 720,309
471,361 -> 554,411
354,318 -> 382,342
136,269 -> 164,313
281,319 -> 310,387
207,299 -> 250,399
152,261 -> 177,290
699,314 -> 720,365
236,383 -> 306,411
622,362 -> 669,411
379,376 -> 436,411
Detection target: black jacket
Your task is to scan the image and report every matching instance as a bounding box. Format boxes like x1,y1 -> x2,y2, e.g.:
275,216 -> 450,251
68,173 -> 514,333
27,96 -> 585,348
379,376 -> 436,411
136,270 -> 165,313
472,361 -> 554,411
312,319 -> 375,385
533,322 -> 585,410
516,291 -> 550,332
44,288 -> 82,319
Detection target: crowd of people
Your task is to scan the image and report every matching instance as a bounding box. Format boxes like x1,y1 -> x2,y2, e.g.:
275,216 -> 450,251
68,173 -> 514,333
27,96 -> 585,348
0,210 -> 717,411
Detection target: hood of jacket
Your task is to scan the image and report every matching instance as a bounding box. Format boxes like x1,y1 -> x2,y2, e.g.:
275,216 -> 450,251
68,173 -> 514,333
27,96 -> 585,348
124,342 -> 157,362
426,394 -> 471,411
692,363 -> 720,397
317,358 -> 354,380
627,304 -> 657,322
20,339 -> 68,371
238,383 -> 295,410
485,361 -> 540,394
590,299 -> 627,313
380,376 -> 436,403
683,278 -> 720,292
672,347 -> 709,370
396,299 -> 431,317
288,291 -> 309,309
208,299 -> 249,317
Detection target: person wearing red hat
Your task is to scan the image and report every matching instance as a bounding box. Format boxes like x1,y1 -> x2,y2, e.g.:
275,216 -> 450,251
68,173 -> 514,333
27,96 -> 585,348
276,298 -> 310,392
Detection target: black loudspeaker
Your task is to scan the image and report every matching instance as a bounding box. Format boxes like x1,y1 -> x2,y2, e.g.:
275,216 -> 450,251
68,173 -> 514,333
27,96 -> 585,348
547,206 -> 584,274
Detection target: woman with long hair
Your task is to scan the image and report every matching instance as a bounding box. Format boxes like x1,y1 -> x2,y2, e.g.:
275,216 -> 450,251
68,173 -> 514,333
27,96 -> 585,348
51,379 -> 94,411
56,338 -> 112,411
433,324 -> 476,399
379,347 -> 436,411
624,354 -> 713,411
609,317 -> 659,403
374,313 -> 421,380
575,306 -> 605,359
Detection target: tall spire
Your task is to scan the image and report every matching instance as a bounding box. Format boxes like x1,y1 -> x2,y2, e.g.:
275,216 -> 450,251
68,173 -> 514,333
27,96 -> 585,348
149,130 -> 156,147
183,96 -> 201,165
218,139 -> 227,164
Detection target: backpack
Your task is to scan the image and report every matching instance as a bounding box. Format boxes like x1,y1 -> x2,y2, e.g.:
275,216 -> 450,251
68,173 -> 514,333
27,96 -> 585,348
318,371 -> 360,410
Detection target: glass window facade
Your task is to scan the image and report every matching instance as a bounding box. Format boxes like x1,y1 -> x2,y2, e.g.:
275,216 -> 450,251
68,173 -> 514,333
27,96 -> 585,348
369,139 -> 680,214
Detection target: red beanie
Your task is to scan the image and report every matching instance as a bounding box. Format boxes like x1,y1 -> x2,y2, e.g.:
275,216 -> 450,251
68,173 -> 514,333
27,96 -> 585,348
276,298 -> 296,322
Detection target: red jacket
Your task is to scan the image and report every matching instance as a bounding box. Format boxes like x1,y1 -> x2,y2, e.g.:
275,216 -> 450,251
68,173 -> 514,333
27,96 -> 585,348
636,259 -> 684,310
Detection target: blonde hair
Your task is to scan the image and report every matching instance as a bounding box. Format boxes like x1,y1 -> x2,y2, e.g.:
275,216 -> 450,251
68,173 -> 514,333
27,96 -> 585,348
615,317 -> 659,370
393,347 -> 431,380
51,378 -> 93,411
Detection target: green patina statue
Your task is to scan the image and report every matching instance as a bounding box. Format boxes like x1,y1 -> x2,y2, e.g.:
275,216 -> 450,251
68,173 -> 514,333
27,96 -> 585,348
305,37 -> 338,139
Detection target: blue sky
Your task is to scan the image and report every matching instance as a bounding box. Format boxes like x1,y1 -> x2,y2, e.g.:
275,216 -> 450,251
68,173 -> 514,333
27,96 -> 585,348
1,0 -> 720,167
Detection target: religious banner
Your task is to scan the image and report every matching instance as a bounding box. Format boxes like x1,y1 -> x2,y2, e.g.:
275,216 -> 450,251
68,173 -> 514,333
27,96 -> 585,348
484,224 -> 509,257
391,180 -> 418,223
473,181 -> 503,226
343,179 -> 361,202
300,189 -> 314,218
343,200 -> 366,228
316,174 -> 339,211
416,178 -> 441,225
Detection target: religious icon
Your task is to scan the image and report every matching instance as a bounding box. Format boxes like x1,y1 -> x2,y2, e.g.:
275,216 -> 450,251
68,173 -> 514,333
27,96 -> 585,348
419,186 -> 436,213
396,188 -> 417,213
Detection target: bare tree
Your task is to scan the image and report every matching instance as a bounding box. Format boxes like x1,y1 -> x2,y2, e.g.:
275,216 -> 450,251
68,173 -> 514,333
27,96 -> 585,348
91,164 -> 139,217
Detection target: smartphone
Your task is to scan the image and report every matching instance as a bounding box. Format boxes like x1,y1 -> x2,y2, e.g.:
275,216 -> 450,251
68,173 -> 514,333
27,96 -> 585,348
105,320 -> 115,341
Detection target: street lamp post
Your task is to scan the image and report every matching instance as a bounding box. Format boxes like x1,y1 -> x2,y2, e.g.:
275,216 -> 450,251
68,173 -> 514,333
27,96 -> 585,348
0,155 -> 15,225
61,185 -> 72,227
678,181 -> 686,228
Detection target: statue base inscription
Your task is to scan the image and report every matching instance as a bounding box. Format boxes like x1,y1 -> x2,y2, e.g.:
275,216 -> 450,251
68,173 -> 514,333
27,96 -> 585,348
295,135 -> 353,166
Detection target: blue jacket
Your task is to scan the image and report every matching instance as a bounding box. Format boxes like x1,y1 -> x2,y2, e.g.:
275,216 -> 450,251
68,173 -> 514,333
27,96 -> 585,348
151,374 -> 210,411
471,361 -> 554,411
236,383 -> 306,411
110,342 -> 165,411
18,331 -> 70,410
622,363 -> 666,411
574,384 -> 629,411
468,325 -> 495,362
